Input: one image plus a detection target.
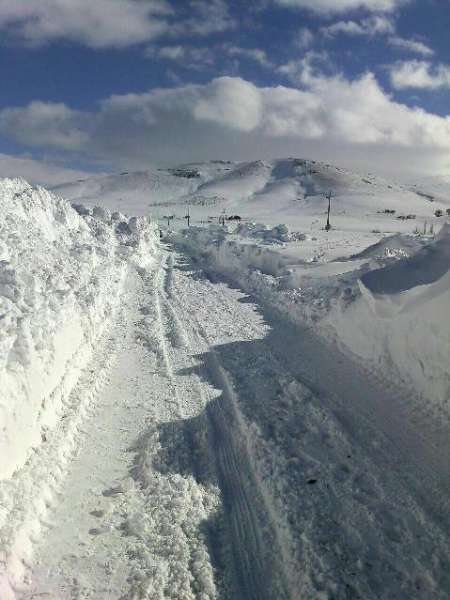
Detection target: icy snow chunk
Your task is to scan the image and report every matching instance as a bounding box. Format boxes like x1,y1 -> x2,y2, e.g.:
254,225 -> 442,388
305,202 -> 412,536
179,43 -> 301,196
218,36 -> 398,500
71,202 -> 91,217
92,205 -> 111,223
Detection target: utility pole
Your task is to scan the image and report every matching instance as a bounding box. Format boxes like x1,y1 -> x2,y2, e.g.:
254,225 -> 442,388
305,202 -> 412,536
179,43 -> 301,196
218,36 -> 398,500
164,215 -> 174,228
184,206 -> 191,227
325,191 -> 332,231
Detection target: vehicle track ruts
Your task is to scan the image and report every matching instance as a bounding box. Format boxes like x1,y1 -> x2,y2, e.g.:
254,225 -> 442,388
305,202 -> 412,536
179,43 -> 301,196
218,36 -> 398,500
166,249 -> 450,599
161,249 -> 295,600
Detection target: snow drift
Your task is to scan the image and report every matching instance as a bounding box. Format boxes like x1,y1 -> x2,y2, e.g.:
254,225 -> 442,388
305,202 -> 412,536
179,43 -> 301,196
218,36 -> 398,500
171,223 -> 450,415
329,224 -> 450,411
0,178 -> 157,481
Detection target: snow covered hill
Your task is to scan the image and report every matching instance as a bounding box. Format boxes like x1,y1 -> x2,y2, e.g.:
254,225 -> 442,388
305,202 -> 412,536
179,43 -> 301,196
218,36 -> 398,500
51,158 -> 450,237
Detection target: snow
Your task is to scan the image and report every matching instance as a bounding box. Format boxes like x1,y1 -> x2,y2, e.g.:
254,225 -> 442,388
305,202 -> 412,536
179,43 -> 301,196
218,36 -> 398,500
170,218 -> 450,418
361,223 -> 450,294
329,226 -> 450,412
1,161 -> 449,599
49,159 -> 449,244
0,179 -> 157,482
0,177 -> 158,599
19,262 -> 220,599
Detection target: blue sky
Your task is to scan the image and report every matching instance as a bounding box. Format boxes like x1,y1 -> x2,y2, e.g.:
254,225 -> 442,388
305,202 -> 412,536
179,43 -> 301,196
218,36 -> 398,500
0,0 -> 449,183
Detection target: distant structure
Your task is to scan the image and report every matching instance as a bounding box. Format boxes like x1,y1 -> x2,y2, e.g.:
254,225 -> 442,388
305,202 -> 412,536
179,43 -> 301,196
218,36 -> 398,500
164,215 -> 174,228
184,206 -> 191,227
325,191 -> 332,231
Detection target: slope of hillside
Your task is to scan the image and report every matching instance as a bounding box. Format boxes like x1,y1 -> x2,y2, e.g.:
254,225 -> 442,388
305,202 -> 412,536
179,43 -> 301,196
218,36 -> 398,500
51,169 -> 200,216
406,174 -> 450,209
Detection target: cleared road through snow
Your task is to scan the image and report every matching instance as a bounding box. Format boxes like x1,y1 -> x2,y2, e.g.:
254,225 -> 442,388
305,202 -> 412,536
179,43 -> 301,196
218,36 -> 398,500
18,245 -> 450,599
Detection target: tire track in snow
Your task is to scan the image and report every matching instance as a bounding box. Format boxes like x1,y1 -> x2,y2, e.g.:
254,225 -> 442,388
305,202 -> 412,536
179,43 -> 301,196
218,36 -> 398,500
23,255 -> 221,600
200,345 -> 294,600
166,251 -> 450,599
128,253 -> 220,599
163,251 -> 294,600
155,254 -> 188,358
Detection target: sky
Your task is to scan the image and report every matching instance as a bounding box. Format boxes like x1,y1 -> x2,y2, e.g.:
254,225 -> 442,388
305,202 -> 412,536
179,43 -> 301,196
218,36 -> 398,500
0,0 -> 449,184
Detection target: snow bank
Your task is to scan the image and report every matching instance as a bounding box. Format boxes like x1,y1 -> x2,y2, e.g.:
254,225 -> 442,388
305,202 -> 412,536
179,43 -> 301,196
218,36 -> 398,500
328,225 -> 450,411
171,224 -> 450,414
352,232 -> 424,261
361,225 -> 450,294
173,225 -> 291,278
235,222 -> 306,245
0,178 -> 157,481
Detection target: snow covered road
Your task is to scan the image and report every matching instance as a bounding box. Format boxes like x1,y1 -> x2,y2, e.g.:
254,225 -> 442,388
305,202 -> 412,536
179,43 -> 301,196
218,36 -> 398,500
10,245 -> 450,599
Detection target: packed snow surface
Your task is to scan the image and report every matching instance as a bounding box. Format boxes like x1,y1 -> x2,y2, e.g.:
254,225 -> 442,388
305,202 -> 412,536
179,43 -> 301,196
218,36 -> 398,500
1,164 -> 449,599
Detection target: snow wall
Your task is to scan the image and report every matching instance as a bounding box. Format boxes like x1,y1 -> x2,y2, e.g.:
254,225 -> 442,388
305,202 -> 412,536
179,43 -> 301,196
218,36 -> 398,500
327,224 -> 450,413
0,178 -> 158,481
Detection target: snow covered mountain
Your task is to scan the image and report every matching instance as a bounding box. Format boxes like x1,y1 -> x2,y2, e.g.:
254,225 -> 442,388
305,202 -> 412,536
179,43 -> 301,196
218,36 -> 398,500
51,159 -> 450,235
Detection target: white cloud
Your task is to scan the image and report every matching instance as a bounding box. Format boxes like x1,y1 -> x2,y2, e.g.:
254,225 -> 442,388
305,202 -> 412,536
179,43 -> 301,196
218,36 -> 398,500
158,45 -> 186,60
193,78 -> 263,131
148,43 -> 272,74
174,0 -> 235,36
295,27 -> 315,49
323,15 -> 395,36
273,0 -> 409,15
2,71 -> 450,177
262,86 -> 326,138
390,60 -> 450,89
0,0 -> 171,48
279,51 -> 333,85
323,20 -> 367,35
147,44 -> 216,68
321,16 -> 433,59
388,37 -> 434,57
225,46 -> 272,68
0,101 -> 90,149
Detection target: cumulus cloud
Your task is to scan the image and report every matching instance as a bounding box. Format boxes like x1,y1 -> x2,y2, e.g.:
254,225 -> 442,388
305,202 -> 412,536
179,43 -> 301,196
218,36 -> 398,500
193,78 -> 263,131
0,0 -> 172,48
2,72 -> 450,177
279,51 -> 334,85
0,101 -> 90,149
390,60 -> 450,89
273,0 -> 409,15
